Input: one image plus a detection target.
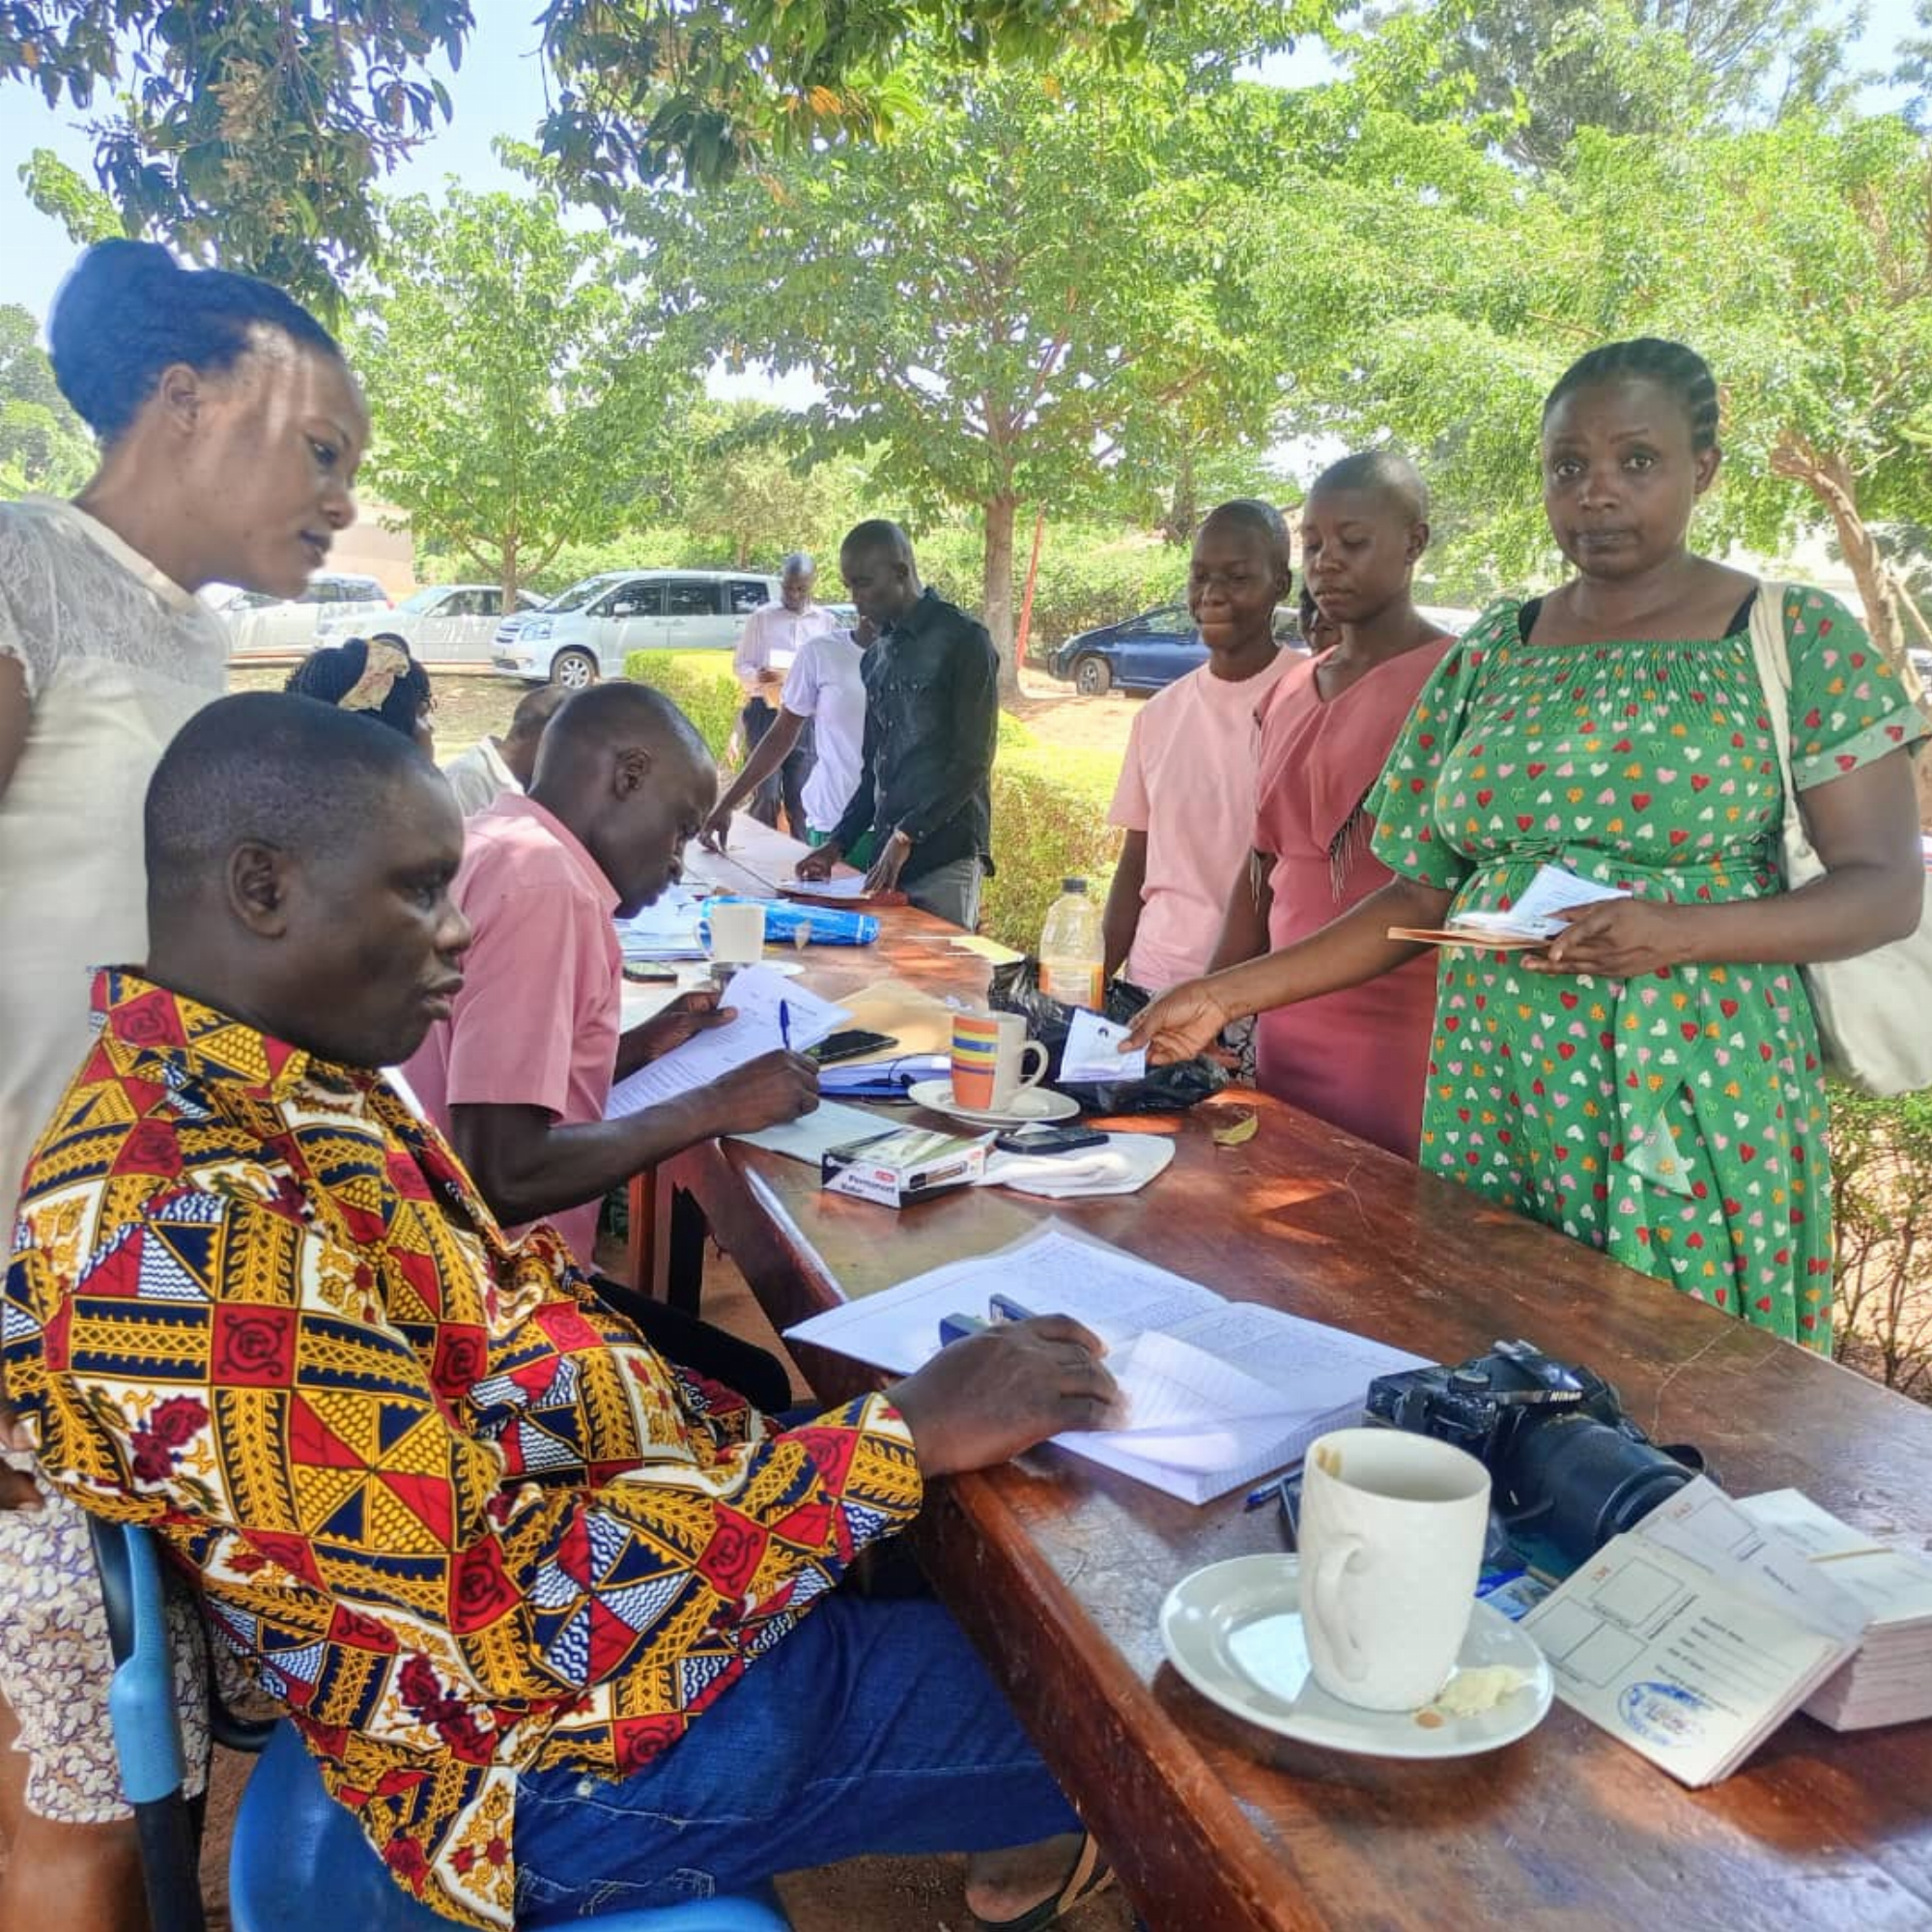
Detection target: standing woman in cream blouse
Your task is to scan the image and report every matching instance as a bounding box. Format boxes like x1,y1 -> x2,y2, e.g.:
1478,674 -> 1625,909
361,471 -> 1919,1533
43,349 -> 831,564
0,240 -> 366,1932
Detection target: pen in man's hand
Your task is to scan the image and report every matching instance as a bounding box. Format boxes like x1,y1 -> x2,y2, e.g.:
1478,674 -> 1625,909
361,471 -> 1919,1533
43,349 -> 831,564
987,1293 -> 1037,1325
779,999 -> 791,1050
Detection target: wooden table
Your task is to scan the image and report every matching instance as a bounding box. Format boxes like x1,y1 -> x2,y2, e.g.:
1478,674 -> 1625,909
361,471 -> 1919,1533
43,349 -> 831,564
637,819 -> 1932,1932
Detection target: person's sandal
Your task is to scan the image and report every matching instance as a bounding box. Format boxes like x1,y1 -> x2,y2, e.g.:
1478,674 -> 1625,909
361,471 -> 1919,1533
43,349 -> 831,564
970,1832 -> 1117,1932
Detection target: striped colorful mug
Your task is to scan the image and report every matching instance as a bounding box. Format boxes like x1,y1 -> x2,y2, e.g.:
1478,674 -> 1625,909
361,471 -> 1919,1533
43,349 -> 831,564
951,1011 -> 1049,1112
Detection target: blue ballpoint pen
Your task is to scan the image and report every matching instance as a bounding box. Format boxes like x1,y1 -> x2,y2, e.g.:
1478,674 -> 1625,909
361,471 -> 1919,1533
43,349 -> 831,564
779,999 -> 791,1049
987,1293 -> 1037,1325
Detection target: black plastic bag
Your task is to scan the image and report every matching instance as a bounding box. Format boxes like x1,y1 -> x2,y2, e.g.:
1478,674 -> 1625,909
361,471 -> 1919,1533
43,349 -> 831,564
986,959 -> 1227,1115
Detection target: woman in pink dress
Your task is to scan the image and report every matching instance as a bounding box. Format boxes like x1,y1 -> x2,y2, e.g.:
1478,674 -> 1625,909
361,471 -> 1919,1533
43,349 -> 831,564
1212,452 -> 1452,1157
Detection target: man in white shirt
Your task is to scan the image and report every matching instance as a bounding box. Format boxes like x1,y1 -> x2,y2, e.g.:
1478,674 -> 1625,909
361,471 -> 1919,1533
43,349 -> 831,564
731,552 -> 838,831
702,613 -> 876,865
440,680 -> 568,815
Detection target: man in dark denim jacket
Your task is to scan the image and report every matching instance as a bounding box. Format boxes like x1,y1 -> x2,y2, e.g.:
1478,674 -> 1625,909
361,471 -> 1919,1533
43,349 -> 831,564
797,519 -> 998,929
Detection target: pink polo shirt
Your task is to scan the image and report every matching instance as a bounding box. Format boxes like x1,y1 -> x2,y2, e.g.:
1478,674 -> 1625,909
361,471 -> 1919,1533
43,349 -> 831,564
404,792 -> 620,1265
1107,650 -> 1293,991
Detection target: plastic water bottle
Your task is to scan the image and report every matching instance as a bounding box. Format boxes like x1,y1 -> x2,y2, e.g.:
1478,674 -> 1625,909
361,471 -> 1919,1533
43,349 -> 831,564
1039,877 -> 1105,1009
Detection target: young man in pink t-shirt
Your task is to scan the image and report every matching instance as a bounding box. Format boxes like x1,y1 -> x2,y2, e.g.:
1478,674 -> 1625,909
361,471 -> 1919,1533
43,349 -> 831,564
1102,500 -> 1296,991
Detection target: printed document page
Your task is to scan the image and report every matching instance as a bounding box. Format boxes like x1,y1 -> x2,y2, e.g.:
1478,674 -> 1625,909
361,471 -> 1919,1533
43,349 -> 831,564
1523,1516 -> 1857,1785
606,966 -> 848,1117
784,1224 -> 1428,1502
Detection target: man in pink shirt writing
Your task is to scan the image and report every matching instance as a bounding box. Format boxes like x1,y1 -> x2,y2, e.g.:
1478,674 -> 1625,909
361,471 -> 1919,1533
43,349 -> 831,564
405,682 -> 816,1404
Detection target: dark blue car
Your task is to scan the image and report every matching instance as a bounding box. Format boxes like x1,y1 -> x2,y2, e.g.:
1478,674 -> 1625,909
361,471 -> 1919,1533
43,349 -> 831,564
1049,604 -> 1206,696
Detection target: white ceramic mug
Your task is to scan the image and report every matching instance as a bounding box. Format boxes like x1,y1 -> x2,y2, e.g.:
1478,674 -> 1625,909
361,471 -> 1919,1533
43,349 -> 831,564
707,899 -> 767,969
1298,1428 -> 1491,1712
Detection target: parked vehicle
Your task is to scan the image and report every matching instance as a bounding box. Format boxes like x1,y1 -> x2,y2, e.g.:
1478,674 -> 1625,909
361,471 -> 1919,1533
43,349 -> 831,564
218,573 -> 391,660
1049,604 -> 1202,696
493,569 -> 782,687
318,583 -> 547,665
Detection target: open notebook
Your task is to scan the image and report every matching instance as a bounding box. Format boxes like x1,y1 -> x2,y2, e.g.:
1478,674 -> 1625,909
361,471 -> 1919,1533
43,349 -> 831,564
784,1225 -> 1427,1504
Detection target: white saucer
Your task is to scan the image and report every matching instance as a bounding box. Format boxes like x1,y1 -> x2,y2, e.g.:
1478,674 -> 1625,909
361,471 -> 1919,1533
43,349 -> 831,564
1159,1553 -> 1552,1760
905,1078 -> 1082,1127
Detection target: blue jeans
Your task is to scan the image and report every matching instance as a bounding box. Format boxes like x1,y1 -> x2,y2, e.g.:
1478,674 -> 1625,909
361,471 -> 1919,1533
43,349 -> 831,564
513,1591 -> 1080,1921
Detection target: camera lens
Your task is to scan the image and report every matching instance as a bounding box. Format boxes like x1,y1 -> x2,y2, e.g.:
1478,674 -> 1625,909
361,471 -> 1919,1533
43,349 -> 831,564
1503,1414 -> 1696,1563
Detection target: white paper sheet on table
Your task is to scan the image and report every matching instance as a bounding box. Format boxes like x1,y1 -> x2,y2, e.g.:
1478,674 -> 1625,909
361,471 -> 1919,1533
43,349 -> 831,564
730,1099 -> 898,1162
783,1224 -> 1427,1502
605,966 -> 849,1117
784,875 -> 873,901
1060,1007 -> 1147,1082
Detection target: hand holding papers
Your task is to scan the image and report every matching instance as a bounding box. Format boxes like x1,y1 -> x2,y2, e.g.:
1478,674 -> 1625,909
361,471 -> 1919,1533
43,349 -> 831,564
785,1225 -> 1427,1503
1061,1007 -> 1147,1083
1390,864 -> 1633,950
605,965 -> 847,1118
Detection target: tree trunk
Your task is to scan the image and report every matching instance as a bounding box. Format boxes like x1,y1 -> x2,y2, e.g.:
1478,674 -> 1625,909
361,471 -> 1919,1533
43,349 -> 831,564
982,493 -> 1020,703
1769,435 -> 1905,667
501,535 -> 519,609
1771,434 -> 1932,830
1161,447 -> 1198,548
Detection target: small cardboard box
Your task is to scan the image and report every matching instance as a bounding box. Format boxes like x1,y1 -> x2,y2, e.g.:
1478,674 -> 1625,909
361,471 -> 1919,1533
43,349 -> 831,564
821,1124 -> 993,1208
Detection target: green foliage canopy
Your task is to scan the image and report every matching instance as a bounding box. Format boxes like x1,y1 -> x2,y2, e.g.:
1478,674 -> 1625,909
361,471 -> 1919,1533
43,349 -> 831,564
351,179 -> 701,597
624,53 -> 1295,693
0,301 -> 93,497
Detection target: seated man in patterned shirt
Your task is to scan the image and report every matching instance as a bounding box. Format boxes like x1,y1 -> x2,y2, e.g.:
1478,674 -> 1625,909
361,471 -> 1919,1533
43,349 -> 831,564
3,693 -> 1120,1932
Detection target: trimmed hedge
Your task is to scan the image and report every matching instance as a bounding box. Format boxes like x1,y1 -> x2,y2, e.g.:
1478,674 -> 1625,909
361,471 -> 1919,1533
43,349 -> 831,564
623,649 -> 744,759
983,744 -> 1122,954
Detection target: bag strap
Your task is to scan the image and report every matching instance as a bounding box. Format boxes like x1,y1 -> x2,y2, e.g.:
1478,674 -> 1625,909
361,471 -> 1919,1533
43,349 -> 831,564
1747,579 -> 1804,839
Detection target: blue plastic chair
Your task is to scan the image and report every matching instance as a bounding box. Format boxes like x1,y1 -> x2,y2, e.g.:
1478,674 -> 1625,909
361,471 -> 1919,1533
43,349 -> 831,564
91,1519 -> 789,1932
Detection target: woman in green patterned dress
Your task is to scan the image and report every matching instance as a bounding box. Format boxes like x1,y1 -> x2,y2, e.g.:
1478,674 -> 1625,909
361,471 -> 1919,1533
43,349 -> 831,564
1130,339 -> 1926,1350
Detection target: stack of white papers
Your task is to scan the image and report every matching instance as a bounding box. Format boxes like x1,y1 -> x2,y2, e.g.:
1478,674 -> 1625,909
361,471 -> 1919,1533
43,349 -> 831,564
617,885 -> 710,962
1522,1480 -> 1865,1785
605,966 -> 848,1117
1741,1490 -> 1932,1730
1452,863 -> 1631,942
730,1099 -> 901,1163
783,1225 -> 1427,1504
783,875 -> 874,902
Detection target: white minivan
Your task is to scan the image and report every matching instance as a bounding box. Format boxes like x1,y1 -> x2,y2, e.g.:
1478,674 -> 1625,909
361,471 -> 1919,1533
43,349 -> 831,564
492,569 -> 781,687
318,583 -> 548,664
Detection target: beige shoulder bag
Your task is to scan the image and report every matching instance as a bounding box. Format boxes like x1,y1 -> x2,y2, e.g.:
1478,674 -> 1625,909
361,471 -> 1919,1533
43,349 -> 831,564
1747,582 -> 1932,1095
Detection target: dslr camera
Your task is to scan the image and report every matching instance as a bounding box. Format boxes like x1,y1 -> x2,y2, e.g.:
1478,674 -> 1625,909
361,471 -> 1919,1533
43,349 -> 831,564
1365,1338 -> 1706,1566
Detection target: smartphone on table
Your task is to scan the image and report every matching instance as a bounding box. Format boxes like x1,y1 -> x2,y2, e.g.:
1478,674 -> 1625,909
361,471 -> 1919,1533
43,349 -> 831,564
807,1029 -> 899,1066
992,1124 -> 1110,1156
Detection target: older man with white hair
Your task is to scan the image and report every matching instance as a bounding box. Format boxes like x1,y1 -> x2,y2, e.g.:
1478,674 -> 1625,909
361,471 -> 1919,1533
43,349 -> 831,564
731,551 -> 837,831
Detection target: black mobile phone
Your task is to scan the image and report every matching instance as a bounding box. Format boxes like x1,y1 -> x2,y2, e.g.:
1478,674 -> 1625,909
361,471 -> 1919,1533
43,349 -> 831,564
993,1123 -> 1110,1156
808,1029 -> 899,1066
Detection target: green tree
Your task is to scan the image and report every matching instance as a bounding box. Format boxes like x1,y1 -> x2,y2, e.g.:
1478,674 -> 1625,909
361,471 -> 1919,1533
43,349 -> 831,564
3,3 -> 1322,300
0,302 -> 94,497
1353,0 -> 1847,171
673,401 -> 867,569
1271,97 -> 1932,674
626,56 -> 1294,697
2,3 -> 468,312
351,180 -> 699,601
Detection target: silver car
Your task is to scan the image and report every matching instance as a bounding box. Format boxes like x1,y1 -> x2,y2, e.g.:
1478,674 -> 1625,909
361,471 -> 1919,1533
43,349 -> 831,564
493,569 -> 781,687
317,583 -> 548,665
219,573 -> 392,660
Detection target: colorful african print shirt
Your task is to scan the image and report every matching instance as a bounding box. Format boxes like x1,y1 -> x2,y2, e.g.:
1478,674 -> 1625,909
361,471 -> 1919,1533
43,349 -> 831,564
1368,585 -> 1927,1350
3,971 -> 923,1928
